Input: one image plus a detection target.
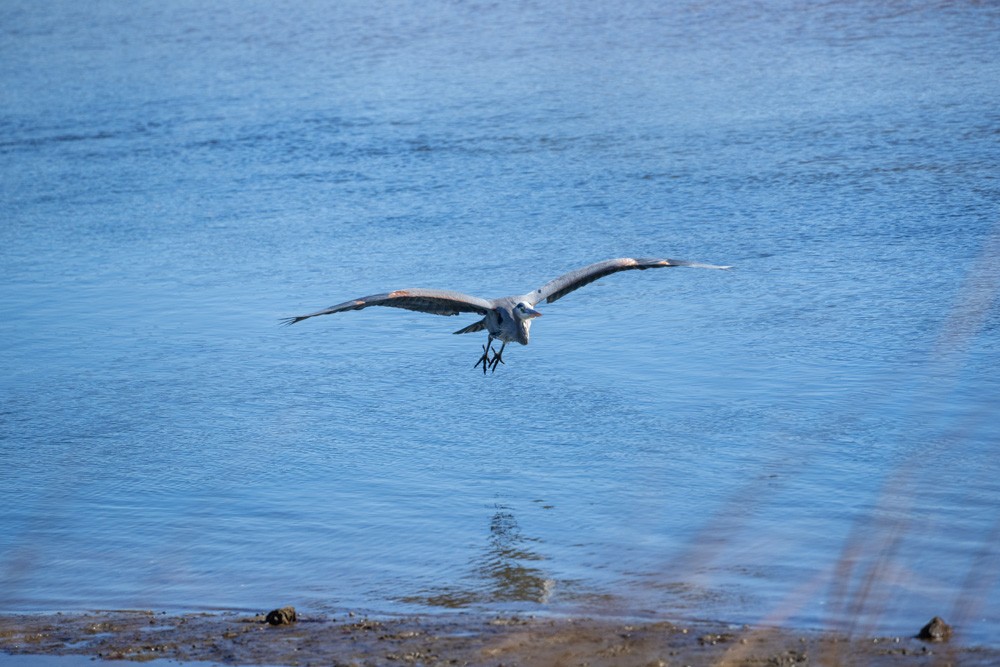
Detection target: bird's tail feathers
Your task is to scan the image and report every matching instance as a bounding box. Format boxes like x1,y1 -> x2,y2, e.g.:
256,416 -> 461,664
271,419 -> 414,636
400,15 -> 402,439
453,319 -> 487,335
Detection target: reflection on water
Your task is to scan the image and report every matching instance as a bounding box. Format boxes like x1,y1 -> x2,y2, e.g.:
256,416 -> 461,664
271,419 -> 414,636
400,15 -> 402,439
405,504 -> 554,608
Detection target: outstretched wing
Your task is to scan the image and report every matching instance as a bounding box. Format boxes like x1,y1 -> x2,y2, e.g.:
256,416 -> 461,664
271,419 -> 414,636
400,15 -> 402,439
281,288 -> 493,326
528,257 -> 730,305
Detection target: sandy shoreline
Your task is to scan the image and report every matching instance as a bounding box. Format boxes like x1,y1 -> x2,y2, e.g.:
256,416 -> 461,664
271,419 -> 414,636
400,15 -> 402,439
1,609 -> 994,666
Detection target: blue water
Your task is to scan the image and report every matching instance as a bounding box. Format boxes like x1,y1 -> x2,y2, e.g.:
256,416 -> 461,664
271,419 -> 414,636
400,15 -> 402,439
2,0 -> 999,646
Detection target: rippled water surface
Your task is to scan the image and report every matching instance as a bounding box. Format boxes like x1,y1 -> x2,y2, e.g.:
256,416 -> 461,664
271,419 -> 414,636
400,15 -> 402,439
2,0 -> 999,646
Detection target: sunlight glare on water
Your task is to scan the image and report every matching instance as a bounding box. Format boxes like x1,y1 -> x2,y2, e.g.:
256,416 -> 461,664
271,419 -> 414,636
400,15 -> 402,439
2,0 -> 999,646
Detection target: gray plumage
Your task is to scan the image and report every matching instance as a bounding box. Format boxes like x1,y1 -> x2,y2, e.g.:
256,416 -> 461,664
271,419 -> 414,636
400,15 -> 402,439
282,256 -> 730,372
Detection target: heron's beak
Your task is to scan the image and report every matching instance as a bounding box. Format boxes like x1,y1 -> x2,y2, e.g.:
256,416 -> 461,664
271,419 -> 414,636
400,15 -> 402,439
525,307 -> 542,319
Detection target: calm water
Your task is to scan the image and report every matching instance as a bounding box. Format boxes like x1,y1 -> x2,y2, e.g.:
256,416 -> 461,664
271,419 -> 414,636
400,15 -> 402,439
2,0 -> 999,646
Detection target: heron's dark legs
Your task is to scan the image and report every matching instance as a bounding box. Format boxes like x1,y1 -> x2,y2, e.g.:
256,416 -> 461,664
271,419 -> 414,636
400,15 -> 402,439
488,341 -> 507,373
474,335 -> 495,374
474,336 -> 508,374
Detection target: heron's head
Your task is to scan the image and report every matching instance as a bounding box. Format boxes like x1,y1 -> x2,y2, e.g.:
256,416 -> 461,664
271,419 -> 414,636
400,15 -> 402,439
514,302 -> 542,320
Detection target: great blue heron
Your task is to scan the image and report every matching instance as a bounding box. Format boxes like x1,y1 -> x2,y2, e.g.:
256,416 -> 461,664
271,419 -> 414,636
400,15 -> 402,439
282,256 -> 730,373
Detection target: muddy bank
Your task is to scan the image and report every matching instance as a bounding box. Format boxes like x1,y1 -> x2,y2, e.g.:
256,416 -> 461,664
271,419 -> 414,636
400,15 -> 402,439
1,609 -> 994,666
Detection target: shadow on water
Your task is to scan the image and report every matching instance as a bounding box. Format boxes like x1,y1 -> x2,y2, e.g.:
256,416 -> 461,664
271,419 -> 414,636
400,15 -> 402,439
402,504 -> 554,608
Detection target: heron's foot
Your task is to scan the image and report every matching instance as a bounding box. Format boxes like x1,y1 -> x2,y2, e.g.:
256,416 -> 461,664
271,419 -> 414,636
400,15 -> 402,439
474,343 -> 494,374
488,348 -> 505,373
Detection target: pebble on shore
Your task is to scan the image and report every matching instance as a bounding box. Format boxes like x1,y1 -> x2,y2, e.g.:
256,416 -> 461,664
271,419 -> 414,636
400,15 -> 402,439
265,606 -> 297,626
917,616 -> 952,642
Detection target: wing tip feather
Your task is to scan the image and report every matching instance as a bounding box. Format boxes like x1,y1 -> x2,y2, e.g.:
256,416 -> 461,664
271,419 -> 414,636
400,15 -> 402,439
661,258 -> 732,270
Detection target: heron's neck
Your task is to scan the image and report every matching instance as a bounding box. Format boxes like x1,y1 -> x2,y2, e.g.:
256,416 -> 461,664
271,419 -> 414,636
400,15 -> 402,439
518,318 -> 532,344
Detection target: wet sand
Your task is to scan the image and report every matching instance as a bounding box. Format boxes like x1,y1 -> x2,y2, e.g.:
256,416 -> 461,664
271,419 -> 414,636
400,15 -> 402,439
1,609 -> 995,666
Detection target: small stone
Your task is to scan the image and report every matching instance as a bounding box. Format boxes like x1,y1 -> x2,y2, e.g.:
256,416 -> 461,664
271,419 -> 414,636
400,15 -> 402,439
265,606 -> 297,626
917,616 -> 952,642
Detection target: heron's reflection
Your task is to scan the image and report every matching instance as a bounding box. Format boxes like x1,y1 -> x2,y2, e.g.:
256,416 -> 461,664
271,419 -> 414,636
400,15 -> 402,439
407,503 -> 553,608
478,506 -> 553,602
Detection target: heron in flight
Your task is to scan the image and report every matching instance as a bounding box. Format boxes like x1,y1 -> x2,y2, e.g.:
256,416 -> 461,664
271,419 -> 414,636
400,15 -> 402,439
282,256 -> 730,373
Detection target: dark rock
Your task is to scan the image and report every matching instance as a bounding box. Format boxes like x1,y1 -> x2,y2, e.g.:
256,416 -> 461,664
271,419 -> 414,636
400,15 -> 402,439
265,606 -> 297,626
916,616 -> 951,642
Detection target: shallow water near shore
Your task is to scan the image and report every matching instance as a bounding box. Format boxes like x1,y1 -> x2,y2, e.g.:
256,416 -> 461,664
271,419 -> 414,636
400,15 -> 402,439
2,0 -> 999,648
